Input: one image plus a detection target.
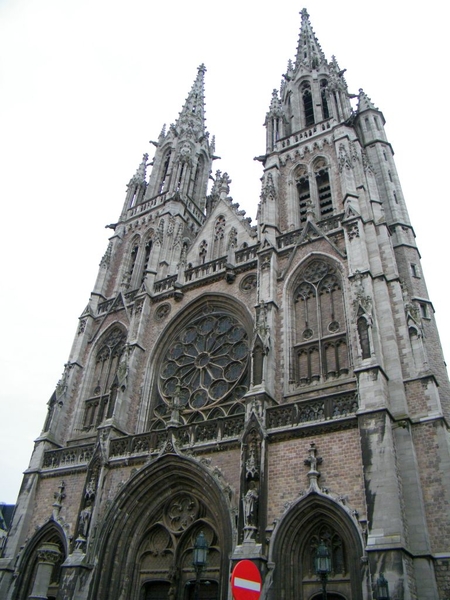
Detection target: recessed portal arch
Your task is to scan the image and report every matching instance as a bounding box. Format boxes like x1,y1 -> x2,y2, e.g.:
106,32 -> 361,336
92,454 -> 233,600
269,492 -> 365,600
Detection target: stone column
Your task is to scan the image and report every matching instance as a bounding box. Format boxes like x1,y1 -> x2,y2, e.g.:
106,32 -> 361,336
28,542 -> 61,600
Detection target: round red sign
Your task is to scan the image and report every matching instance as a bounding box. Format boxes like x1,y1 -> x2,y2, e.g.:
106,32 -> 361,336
231,559 -> 262,600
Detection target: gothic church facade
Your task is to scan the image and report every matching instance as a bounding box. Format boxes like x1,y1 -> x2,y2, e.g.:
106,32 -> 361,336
1,9 -> 450,600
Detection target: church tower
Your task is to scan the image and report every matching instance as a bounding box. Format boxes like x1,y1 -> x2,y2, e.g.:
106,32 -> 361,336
1,9 -> 449,600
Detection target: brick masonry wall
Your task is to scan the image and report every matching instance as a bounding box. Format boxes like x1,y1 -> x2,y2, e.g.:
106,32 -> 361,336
412,421 -> 450,553
267,428 -> 366,525
435,557 -> 450,600
404,378 -> 430,417
28,472 -> 87,541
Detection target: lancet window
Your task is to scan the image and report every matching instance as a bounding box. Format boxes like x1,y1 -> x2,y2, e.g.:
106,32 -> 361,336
305,524 -> 347,578
302,82 -> 314,127
295,159 -> 334,225
295,165 -> 310,225
176,162 -> 185,191
123,237 -> 140,289
159,149 -> 171,193
320,79 -> 330,120
140,238 -> 152,286
199,240 -> 208,264
83,326 -> 127,430
191,155 -> 205,200
213,215 -> 226,257
314,158 -> 332,218
293,259 -> 349,386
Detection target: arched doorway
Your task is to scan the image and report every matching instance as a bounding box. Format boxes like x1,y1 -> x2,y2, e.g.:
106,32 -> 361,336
92,454 -> 232,600
270,493 -> 364,600
12,523 -> 67,600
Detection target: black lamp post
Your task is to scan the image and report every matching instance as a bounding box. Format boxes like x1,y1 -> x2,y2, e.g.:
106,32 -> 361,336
193,531 -> 208,600
376,573 -> 390,600
314,540 -> 332,600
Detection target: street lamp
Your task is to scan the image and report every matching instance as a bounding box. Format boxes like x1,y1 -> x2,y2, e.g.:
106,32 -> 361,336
193,531 -> 208,600
314,540 -> 332,600
376,573 -> 390,600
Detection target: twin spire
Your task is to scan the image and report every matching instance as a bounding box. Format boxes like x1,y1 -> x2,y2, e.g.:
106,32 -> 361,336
174,63 -> 207,139
294,8 -> 326,72
128,11 -> 376,192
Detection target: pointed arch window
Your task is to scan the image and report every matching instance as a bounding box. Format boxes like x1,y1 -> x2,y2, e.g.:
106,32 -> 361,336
213,215 -> 226,257
123,238 -> 140,289
177,162 -> 185,191
83,326 -> 127,430
128,184 -> 139,209
295,160 -> 334,225
293,260 -> 349,386
302,83 -> 314,127
313,159 -> 333,218
320,79 -> 330,120
306,524 -> 347,578
140,238 -> 153,286
199,240 -> 208,264
159,149 -> 171,193
192,155 -> 205,200
295,165 -> 310,225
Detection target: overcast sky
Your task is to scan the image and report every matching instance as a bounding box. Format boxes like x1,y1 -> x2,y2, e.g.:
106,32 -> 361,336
1,0 -> 448,504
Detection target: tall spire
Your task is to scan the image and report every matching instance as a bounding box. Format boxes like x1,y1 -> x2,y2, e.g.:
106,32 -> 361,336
122,153 -> 149,214
129,153 -> 148,185
174,63 -> 207,139
294,8 -> 326,73
143,64 -> 213,212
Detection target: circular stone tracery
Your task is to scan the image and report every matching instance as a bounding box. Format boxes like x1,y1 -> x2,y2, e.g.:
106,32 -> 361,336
159,311 -> 249,411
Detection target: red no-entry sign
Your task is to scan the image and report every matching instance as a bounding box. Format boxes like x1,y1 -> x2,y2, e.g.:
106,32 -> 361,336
231,559 -> 262,600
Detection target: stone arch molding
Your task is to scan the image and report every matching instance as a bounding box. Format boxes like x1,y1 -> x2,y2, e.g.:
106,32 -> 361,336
139,293 -> 254,431
75,321 -> 128,434
91,454 -> 234,600
13,519 -> 68,600
283,252 -> 352,393
267,491 -> 366,600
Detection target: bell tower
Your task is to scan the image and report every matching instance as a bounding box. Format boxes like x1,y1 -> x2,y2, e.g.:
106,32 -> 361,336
2,9 -> 450,600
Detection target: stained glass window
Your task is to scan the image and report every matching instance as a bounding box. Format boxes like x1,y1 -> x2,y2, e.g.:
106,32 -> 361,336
158,310 -> 249,414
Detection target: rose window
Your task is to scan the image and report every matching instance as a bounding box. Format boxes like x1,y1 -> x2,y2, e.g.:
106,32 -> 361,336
159,312 -> 249,411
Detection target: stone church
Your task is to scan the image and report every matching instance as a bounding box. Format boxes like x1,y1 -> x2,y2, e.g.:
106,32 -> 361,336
1,9 -> 449,600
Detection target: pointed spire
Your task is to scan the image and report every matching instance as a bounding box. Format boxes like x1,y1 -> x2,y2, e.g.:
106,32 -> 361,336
175,64 -> 207,139
294,9 -> 326,72
158,124 -> 166,142
266,89 -> 284,119
357,88 -> 378,112
129,153 -> 148,185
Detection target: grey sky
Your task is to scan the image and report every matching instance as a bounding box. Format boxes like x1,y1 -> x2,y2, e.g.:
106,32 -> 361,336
0,0 -> 448,503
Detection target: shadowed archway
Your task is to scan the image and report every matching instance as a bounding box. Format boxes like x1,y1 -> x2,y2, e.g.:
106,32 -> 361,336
92,454 -> 233,600
269,492 -> 365,600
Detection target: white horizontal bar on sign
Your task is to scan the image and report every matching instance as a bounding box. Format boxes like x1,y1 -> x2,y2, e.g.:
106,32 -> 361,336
234,577 -> 261,592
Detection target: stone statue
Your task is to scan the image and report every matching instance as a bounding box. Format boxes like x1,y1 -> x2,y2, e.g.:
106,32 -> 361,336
78,500 -> 92,538
242,482 -> 259,528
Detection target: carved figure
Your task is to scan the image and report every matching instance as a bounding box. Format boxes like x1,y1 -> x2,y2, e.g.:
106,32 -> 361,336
78,500 -> 92,538
243,483 -> 259,527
